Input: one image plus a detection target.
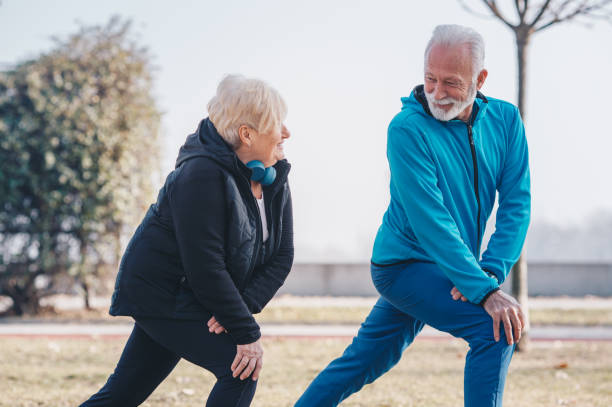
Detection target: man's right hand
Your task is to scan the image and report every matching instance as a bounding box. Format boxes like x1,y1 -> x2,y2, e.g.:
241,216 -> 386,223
482,290 -> 525,345
231,339 -> 263,381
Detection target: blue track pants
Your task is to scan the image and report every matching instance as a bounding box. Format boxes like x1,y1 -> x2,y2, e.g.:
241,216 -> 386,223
295,261 -> 515,407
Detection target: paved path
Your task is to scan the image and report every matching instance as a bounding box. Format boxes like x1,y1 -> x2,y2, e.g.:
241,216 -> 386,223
1,322 -> 611,341
2,295 -> 611,340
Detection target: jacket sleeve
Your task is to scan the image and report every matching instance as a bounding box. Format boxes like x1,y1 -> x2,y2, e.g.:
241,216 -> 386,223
169,167 -> 260,345
387,121 -> 498,304
479,106 -> 531,284
241,187 -> 294,314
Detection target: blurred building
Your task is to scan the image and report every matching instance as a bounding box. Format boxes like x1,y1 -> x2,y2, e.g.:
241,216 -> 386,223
279,263 -> 612,297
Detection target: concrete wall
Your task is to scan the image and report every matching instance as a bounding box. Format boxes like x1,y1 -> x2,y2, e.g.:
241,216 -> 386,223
277,262 -> 612,297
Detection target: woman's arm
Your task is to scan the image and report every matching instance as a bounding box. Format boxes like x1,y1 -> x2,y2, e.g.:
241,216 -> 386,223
169,166 -> 260,345
241,188 -> 294,314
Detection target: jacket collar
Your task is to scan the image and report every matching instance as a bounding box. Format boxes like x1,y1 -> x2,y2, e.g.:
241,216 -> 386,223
411,84 -> 489,125
175,118 -> 291,190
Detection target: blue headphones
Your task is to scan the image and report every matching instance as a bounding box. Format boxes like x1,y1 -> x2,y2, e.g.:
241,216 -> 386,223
246,160 -> 276,186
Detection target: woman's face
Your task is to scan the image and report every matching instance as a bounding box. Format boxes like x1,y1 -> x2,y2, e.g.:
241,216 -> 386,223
251,123 -> 291,167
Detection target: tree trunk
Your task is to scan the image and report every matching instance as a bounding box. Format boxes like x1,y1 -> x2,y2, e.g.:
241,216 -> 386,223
77,239 -> 93,310
81,280 -> 91,310
115,228 -> 122,272
511,253 -> 530,350
516,28 -> 529,120
3,276 -> 41,316
513,27 -> 531,351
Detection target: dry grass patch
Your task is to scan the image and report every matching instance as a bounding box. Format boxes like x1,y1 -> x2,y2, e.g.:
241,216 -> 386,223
530,308 -> 612,326
1,337 -> 611,406
255,305 -> 612,326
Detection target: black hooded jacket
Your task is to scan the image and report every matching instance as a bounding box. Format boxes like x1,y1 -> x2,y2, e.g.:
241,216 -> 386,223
109,118 -> 294,344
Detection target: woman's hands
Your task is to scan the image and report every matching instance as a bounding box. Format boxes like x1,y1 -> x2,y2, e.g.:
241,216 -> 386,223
232,339 -> 264,381
207,316 -> 227,334
207,316 -> 263,380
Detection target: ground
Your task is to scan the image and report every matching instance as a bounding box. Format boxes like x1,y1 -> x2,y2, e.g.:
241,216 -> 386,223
1,337 -> 611,406
2,295 -> 611,405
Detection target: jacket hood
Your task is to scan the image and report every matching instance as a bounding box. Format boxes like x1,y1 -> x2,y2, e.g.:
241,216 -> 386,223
403,85 -> 489,125
175,118 -> 235,169
175,118 -> 291,188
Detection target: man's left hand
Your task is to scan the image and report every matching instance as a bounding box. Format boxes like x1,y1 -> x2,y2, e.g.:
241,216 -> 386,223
450,286 -> 468,302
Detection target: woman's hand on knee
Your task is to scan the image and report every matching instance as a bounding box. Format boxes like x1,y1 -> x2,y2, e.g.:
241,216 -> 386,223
232,339 -> 264,381
207,316 -> 227,334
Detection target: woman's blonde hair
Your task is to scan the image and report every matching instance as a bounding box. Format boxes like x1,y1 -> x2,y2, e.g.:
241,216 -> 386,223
207,74 -> 288,148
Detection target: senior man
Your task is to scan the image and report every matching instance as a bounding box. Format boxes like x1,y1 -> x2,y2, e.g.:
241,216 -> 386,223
295,24 -> 530,407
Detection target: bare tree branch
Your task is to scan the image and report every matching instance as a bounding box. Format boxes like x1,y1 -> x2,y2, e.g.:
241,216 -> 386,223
515,0 -> 528,22
457,0 -> 497,18
539,0 -> 581,26
530,0 -> 555,26
558,0 -> 580,15
535,0 -> 612,31
481,0 -> 517,28
587,7 -> 612,19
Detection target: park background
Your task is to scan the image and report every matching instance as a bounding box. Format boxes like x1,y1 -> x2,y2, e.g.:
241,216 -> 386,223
1,0 -> 612,406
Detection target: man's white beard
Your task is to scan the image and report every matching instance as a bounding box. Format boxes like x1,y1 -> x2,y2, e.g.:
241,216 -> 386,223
425,82 -> 477,122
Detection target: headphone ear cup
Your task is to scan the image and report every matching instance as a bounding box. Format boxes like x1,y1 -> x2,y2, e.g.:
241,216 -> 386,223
246,160 -> 276,186
246,160 -> 266,182
260,166 -> 276,186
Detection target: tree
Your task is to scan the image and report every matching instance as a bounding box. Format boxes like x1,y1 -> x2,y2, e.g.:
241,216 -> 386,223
0,16 -> 162,315
458,0 -> 612,349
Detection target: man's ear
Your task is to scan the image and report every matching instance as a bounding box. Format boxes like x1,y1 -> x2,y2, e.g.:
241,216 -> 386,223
238,125 -> 253,147
476,69 -> 488,90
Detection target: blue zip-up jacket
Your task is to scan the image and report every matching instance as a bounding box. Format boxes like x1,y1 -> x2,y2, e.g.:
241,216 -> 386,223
371,85 -> 531,304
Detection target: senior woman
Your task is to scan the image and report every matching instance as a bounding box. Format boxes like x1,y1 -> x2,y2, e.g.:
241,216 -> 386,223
79,74 -> 293,407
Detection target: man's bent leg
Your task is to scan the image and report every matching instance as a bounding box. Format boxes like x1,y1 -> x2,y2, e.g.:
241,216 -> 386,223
295,297 -> 424,407
373,262 -> 514,407
463,335 -> 514,406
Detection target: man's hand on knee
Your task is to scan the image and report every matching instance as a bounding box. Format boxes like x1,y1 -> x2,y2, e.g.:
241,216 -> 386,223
482,291 -> 525,345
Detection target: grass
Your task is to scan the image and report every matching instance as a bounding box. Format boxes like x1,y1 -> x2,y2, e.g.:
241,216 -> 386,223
529,308 -> 612,326
254,305 -> 612,326
1,336 -> 611,406
11,305 -> 612,327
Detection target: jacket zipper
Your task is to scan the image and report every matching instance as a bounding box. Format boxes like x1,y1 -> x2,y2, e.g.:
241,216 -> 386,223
467,124 -> 482,250
236,160 -> 286,290
239,171 -> 280,290
236,171 -> 263,291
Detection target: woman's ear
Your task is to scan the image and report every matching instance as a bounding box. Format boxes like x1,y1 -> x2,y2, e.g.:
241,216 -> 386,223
238,125 -> 253,147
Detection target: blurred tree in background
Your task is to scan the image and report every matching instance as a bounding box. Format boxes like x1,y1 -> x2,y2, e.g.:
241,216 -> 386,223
0,16 -> 162,315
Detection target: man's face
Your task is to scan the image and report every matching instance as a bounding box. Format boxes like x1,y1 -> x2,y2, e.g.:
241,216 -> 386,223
424,44 -> 482,122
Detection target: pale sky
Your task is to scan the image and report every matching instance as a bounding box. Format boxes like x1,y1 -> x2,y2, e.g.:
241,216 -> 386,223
1,0 -> 611,262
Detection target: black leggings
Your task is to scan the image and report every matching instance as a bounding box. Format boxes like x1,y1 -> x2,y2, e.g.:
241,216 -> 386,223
79,318 -> 257,407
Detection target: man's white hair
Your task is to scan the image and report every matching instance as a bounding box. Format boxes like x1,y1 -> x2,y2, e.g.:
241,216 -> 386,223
424,24 -> 485,79
207,74 -> 287,148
